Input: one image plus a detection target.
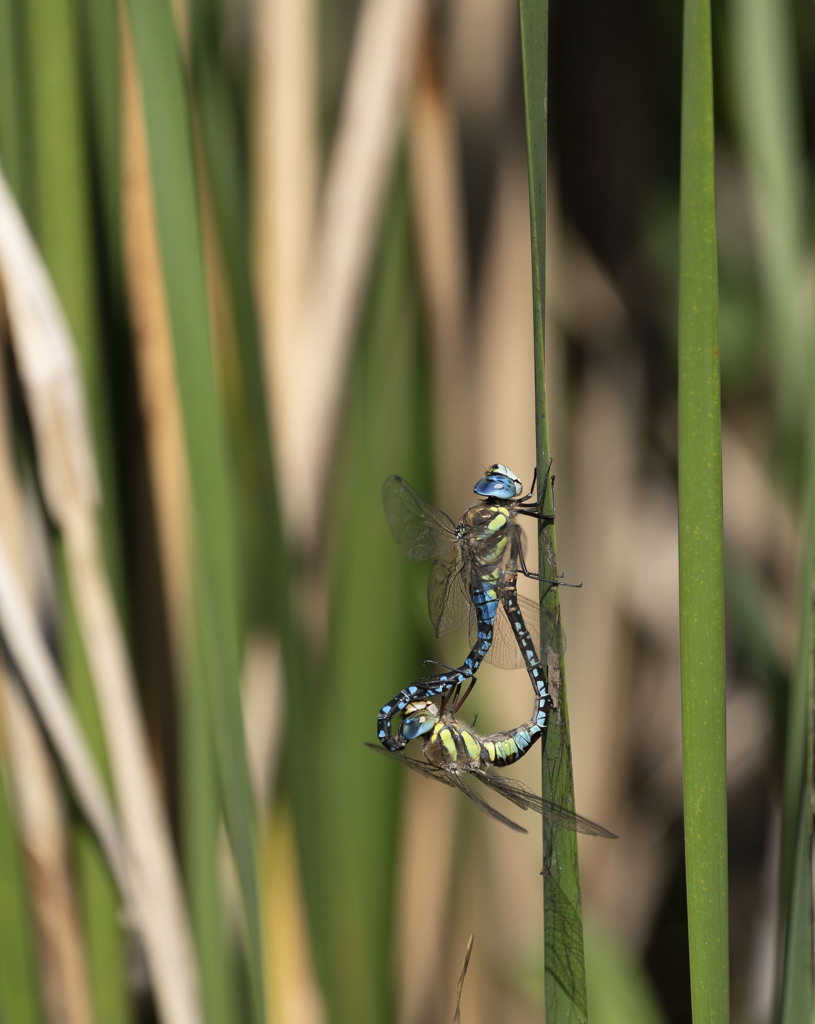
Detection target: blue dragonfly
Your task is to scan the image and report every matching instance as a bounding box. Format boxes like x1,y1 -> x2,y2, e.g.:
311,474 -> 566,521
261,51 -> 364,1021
369,682 -> 615,836
378,464 -> 564,750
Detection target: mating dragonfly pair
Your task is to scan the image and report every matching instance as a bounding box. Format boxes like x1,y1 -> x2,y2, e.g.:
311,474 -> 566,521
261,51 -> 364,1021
370,463 -> 615,838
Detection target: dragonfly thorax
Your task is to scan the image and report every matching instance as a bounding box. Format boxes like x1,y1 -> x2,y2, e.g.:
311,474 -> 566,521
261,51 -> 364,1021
459,504 -> 513,574
473,464 -> 523,501
423,716 -> 484,769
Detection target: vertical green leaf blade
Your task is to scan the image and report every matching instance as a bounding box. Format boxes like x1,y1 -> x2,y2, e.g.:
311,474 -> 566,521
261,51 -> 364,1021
0,761 -> 43,1024
58,550 -> 132,1023
779,789 -> 814,1023
777,313 -> 815,1023
728,1 -> 814,1017
295,173 -> 417,1024
124,2 -> 265,1019
678,2 -> 729,1021
183,613 -> 240,1024
729,0 -> 807,440
520,1 -> 590,1020
77,0 -> 123,307
25,3 -> 132,1016
0,0 -> 27,204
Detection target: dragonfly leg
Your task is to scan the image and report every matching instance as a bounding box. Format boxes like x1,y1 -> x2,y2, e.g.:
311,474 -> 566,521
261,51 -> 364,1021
516,543 -> 555,583
515,543 -> 582,589
450,676 -> 477,715
516,459 -> 553,508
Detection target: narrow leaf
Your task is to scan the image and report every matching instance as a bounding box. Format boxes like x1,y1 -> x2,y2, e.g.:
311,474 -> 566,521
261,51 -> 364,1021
678,1 -> 730,1020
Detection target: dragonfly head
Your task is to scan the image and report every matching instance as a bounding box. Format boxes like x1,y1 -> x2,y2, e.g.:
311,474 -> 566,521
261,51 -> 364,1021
400,700 -> 440,741
473,464 -> 523,501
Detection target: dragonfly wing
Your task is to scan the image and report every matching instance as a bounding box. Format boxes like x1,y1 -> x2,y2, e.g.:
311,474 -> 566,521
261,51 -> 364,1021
367,744 -> 527,832
475,771 -> 617,838
366,743 -> 457,788
529,594 -> 566,661
366,745 -> 448,774
382,476 -> 458,561
541,870 -> 588,1017
428,558 -> 471,638
482,594 -> 541,670
539,799 -> 617,838
446,768 -> 528,833
483,594 -> 564,670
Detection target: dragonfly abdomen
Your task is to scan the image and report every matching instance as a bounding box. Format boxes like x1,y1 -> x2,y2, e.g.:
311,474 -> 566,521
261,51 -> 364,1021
499,582 -> 550,699
479,687 -> 553,768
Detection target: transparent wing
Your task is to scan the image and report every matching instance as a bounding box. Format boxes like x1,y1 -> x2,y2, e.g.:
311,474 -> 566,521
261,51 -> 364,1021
541,869 -> 589,1016
445,768 -> 529,833
382,476 -> 458,561
366,744 -> 527,832
477,593 -> 541,670
428,557 -> 472,638
367,744 -> 615,836
474,771 -> 618,838
471,594 -> 565,671
366,742 -> 457,788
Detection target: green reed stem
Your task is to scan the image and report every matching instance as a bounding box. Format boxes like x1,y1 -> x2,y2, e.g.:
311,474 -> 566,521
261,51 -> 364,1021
520,1 -> 591,1020
678,1 -> 730,1020
0,754 -> 42,1024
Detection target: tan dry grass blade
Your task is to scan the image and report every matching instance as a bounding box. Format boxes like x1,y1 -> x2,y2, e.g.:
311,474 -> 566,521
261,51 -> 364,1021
264,811 -> 327,1024
0,168 -> 203,1024
0,369 -> 96,1024
407,35 -> 469,492
471,148 -> 536,467
271,0 -> 426,539
3,680 -> 95,1024
451,933 -> 474,1024
0,531 -> 127,895
254,0 -> 318,475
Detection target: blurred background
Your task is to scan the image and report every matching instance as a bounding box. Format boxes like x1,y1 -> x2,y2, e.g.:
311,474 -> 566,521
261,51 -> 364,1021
0,0 -> 810,1022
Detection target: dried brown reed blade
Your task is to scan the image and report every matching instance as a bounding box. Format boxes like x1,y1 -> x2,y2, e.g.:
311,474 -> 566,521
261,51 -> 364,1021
407,32 -> 469,486
0,166 -> 202,1024
0,533 -> 126,890
254,0 -> 317,489
4,679 -> 95,1022
265,0 -> 426,544
451,933 -> 474,1024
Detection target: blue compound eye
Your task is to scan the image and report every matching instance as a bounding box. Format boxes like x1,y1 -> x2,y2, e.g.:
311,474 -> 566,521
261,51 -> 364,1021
400,702 -> 438,741
473,464 -> 522,499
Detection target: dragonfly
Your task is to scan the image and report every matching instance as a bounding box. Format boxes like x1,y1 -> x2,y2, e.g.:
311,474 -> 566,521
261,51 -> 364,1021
369,683 -> 616,837
378,463 -> 563,750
